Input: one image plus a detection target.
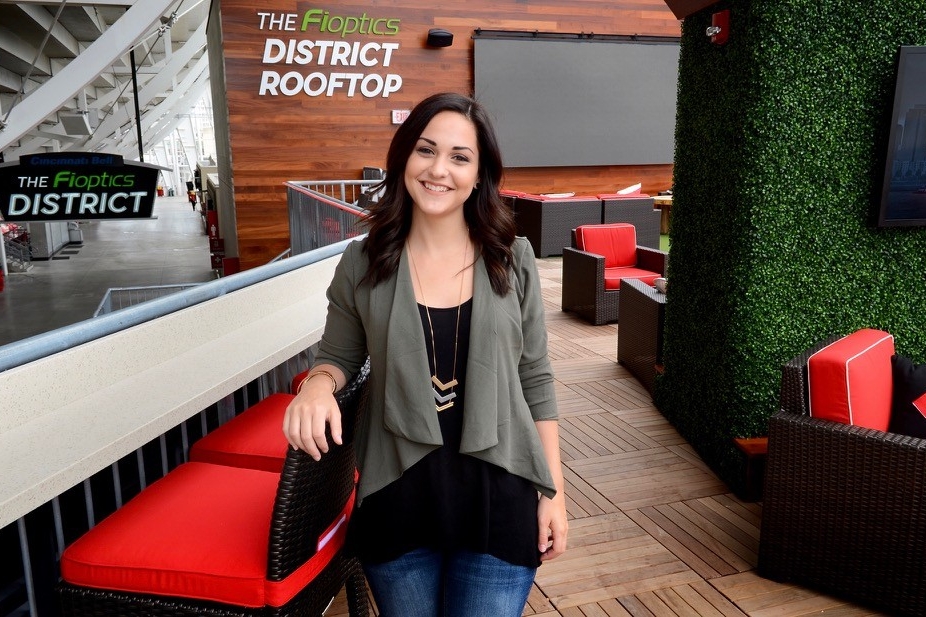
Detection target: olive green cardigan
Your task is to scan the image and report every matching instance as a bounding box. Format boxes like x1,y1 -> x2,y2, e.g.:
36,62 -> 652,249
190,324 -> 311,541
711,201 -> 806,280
314,236 -> 558,503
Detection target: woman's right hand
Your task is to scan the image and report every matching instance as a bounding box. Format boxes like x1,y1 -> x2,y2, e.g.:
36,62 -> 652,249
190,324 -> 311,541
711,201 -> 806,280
283,372 -> 343,460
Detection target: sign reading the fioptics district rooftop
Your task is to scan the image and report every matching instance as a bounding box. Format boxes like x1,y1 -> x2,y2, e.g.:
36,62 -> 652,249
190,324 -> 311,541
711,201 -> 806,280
0,153 -> 159,222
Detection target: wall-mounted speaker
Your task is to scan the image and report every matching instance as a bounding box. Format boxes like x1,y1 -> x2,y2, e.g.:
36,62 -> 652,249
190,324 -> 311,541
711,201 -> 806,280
426,28 -> 453,48
59,112 -> 92,136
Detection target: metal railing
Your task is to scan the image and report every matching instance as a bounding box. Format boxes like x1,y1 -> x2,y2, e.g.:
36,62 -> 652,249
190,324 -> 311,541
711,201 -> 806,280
94,283 -> 209,316
286,180 -> 375,256
3,235 -> 32,271
296,178 -> 378,205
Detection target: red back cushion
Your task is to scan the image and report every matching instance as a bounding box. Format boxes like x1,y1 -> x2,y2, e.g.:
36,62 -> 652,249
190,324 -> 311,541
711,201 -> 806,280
807,328 -> 894,430
574,224 -> 637,268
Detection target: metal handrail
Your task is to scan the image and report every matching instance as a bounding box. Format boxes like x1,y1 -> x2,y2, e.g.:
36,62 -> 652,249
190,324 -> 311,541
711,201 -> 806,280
3,236 -> 31,264
94,283 -> 208,316
288,178 -> 381,205
0,236 -> 362,373
286,181 -> 370,256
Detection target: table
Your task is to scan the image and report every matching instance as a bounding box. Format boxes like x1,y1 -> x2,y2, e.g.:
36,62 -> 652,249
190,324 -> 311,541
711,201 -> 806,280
617,278 -> 666,395
653,195 -> 672,234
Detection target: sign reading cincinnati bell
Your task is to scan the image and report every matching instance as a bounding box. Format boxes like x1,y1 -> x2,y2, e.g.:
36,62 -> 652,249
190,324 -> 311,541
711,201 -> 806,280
0,152 -> 160,222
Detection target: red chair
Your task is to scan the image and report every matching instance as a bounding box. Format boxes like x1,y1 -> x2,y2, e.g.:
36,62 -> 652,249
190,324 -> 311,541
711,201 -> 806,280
58,367 -> 371,617
561,223 -> 667,325
189,393 -> 295,473
758,330 -> 926,616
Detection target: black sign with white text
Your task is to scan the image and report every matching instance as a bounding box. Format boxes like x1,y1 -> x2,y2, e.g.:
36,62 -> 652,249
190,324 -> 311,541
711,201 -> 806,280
0,153 -> 161,222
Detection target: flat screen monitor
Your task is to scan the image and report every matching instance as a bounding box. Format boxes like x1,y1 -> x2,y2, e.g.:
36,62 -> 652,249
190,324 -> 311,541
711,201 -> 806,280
877,45 -> 926,227
474,33 -> 679,168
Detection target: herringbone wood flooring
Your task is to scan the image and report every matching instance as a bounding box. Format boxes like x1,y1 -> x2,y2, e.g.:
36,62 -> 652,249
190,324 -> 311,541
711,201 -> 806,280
329,257 -> 885,617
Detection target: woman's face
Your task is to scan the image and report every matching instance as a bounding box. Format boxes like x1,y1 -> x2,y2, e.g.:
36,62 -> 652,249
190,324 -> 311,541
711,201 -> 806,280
404,111 -> 480,222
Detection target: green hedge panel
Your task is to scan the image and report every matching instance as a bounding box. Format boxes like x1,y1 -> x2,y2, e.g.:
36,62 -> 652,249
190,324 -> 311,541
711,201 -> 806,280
655,0 -> 926,494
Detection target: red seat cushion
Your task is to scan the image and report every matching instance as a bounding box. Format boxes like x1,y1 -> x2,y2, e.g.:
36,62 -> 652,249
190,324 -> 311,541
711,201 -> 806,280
189,393 -> 294,473
807,328 -> 894,430
603,267 -> 662,290
61,462 -> 278,607
575,224 -> 637,268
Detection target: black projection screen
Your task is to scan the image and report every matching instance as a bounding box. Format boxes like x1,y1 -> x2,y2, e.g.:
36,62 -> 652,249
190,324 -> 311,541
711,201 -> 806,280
474,33 -> 680,168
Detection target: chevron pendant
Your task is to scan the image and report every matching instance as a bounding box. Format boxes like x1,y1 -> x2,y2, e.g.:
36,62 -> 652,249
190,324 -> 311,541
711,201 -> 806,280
431,375 -> 458,411
433,388 -> 456,404
431,375 -> 459,390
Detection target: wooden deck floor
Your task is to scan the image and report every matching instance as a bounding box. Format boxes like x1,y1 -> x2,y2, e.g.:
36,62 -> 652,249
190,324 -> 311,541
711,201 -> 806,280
330,257 -> 885,617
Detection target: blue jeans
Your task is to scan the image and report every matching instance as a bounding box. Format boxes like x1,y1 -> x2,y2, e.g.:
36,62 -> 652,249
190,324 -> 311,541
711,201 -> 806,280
362,548 -> 536,617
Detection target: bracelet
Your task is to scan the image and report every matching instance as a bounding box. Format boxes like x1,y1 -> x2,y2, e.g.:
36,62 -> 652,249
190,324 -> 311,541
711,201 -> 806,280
297,369 -> 338,394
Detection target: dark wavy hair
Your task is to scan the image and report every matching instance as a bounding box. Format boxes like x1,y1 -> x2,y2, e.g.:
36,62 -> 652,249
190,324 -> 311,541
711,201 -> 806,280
361,92 -> 516,296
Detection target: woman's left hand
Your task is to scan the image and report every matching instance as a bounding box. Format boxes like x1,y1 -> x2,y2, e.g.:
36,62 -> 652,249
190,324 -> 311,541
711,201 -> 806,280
537,491 -> 568,561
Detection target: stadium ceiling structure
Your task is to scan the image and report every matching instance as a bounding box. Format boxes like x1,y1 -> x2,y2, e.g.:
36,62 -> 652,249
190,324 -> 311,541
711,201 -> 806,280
0,0 -> 211,174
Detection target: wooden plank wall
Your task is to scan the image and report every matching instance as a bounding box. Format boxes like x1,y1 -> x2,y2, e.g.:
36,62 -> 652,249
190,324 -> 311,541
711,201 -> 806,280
217,0 -> 681,268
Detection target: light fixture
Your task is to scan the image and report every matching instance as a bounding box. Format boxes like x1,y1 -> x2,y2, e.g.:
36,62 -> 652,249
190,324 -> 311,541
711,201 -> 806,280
426,28 -> 453,48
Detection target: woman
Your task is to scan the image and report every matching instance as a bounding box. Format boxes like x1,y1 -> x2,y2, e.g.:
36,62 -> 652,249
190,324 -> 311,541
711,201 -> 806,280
283,92 -> 567,617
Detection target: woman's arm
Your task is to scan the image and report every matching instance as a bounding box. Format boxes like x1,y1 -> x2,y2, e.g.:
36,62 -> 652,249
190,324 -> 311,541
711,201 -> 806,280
535,419 -> 568,561
284,240 -> 367,460
283,364 -> 347,460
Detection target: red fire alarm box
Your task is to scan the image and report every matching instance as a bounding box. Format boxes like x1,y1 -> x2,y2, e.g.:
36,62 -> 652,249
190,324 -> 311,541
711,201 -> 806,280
710,10 -> 730,45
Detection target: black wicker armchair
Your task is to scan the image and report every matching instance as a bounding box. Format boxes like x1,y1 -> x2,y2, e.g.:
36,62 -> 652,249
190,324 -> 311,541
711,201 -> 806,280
58,365 -> 371,617
759,336 -> 926,617
561,225 -> 667,325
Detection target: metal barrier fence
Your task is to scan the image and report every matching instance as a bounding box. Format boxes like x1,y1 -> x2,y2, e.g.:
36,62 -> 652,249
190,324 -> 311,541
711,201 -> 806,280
94,283 -> 208,316
286,180 -> 375,255
3,235 -> 32,272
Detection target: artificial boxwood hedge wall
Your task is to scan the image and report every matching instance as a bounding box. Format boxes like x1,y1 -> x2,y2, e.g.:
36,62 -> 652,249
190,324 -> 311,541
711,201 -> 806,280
654,0 -> 926,494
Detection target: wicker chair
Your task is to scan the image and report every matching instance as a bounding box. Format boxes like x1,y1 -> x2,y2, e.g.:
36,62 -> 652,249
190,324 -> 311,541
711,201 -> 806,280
514,194 -> 603,257
759,336 -> 926,617
561,224 -> 668,325
58,365 -> 371,617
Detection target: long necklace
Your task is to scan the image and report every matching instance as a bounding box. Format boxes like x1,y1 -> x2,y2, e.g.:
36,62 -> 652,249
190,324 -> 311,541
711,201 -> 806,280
408,242 -> 467,412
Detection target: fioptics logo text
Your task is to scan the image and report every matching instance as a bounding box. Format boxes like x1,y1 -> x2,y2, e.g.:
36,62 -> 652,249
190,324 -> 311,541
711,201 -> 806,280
300,9 -> 400,37
53,171 -> 135,190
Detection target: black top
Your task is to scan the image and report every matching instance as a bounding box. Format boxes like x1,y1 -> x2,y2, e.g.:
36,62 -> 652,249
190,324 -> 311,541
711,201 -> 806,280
348,298 -> 541,567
